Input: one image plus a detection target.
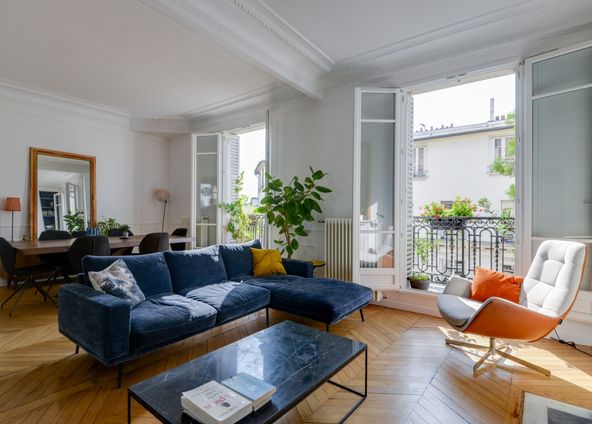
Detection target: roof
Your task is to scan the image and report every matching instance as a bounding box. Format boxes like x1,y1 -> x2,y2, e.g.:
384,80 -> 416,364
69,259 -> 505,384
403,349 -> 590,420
414,119 -> 514,141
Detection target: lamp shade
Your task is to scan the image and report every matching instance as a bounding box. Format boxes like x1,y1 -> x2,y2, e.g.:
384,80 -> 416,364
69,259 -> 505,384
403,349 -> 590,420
4,197 -> 21,212
154,189 -> 170,202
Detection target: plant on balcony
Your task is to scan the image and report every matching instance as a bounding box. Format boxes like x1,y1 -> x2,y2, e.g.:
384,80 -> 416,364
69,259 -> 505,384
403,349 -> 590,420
421,197 -> 476,229
256,167 -> 331,258
408,238 -> 436,290
218,172 -> 254,243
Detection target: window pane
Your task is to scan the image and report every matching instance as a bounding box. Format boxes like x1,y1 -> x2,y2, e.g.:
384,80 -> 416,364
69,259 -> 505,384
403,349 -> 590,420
196,135 -> 218,153
362,92 -> 396,120
360,122 -> 394,230
196,155 -> 218,224
360,232 -> 395,268
533,87 -> 592,237
533,46 -> 592,97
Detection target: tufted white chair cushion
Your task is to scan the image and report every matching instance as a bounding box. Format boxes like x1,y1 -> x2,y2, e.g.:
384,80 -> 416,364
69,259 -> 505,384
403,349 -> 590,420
521,240 -> 586,317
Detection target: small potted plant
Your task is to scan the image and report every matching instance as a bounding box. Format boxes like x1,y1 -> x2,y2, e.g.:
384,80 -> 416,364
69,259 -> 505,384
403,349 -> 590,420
408,238 -> 436,290
119,224 -> 131,239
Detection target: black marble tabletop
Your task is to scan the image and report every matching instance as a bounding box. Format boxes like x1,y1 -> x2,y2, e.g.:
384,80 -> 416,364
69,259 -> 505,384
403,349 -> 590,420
128,320 -> 367,424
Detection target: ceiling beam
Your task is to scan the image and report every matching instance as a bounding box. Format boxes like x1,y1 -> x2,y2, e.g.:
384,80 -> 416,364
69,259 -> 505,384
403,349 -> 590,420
136,0 -> 329,99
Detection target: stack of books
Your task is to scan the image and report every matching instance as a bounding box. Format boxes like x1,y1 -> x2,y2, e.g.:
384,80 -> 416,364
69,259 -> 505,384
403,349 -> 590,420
181,373 -> 276,424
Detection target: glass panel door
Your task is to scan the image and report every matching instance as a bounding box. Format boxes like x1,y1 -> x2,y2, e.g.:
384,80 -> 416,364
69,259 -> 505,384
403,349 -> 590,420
194,134 -> 221,247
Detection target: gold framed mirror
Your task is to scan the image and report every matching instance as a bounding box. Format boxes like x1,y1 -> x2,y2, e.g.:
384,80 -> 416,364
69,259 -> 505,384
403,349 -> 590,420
29,148 -> 96,240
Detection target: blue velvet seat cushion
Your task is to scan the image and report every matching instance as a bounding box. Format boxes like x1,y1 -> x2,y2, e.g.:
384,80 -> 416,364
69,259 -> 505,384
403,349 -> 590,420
164,246 -> 228,294
83,253 -> 173,298
185,282 -> 270,325
218,240 -> 261,279
129,295 -> 217,353
246,277 -> 373,324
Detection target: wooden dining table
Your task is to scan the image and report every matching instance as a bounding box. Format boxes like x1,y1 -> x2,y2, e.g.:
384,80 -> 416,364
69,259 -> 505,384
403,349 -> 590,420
10,235 -> 194,255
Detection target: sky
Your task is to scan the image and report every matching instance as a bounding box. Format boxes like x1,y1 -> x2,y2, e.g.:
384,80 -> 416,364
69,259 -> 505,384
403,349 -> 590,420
413,74 -> 515,131
238,128 -> 266,199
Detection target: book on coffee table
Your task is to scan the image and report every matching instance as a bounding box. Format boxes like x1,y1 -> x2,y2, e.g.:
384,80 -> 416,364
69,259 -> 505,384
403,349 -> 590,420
221,373 -> 276,411
181,380 -> 252,424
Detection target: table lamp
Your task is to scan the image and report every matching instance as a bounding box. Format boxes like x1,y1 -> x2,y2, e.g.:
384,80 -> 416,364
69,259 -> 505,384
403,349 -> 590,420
4,197 -> 21,241
155,189 -> 170,232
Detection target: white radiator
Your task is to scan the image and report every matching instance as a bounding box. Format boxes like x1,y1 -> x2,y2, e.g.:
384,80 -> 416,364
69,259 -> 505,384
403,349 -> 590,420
324,218 -> 353,281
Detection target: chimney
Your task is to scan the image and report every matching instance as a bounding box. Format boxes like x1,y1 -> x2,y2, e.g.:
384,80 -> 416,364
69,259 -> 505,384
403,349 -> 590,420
489,98 -> 495,121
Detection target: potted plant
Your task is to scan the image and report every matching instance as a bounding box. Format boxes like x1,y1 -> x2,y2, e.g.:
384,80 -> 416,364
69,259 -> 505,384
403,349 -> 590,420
408,237 -> 436,290
422,197 -> 476,230
119,224 -> 131,238
256,167 -> 331,258
63,210 -> 85,233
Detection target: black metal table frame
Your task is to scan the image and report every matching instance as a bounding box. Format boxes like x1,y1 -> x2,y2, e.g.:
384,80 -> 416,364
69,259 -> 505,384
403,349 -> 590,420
128,346 -> 367,424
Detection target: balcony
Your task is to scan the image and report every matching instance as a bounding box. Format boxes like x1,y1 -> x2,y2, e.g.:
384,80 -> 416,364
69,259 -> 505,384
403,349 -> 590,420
411,216 -> 515,292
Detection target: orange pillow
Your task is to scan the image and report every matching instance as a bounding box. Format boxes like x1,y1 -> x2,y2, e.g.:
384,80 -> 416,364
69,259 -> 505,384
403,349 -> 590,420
470,267 -> 524,303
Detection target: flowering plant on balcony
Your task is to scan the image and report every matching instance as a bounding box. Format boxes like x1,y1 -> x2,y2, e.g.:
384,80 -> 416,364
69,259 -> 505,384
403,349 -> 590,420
420,197 -> 477,218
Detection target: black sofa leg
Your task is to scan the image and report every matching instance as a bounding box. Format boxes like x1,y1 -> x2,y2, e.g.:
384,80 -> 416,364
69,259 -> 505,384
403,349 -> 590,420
326,323 -> 330,332
117,364 -> 123,389
75,345 -> 80,354
265,308 -> 270,327
360,308 -> 365,322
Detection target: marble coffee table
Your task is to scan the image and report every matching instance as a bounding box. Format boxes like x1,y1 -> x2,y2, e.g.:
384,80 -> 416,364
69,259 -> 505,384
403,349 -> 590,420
128,320 -> 367,424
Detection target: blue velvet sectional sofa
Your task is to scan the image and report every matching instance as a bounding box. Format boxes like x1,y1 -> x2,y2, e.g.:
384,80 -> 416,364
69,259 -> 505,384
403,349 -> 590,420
57,240 -> 372,387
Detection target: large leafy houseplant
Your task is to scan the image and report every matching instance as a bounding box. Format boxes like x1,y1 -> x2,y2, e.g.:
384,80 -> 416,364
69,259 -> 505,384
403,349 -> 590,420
218,172 -> 254,243
63,210 -> 85,233
256,167 -> 331,258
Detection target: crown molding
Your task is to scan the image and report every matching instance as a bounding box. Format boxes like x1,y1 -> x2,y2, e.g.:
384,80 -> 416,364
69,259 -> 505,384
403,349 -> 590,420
332,0 -> 566,74
135,0 -> 327,99
129,116 -> 191,134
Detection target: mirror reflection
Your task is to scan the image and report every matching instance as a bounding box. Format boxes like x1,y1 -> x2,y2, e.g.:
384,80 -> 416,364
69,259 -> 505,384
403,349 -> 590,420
37,155 -> 92,232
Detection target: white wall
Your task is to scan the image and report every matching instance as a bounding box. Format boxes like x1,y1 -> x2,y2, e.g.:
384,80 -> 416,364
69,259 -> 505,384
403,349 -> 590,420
0,85 -> 169,241
268,87 -> 355,260
413,129 -> 514,215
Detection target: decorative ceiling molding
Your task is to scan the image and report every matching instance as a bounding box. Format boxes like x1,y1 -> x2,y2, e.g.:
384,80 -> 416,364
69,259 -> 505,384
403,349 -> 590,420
130,116 -> 191,134
332,0 -> 566,73
135,0 -> 327,99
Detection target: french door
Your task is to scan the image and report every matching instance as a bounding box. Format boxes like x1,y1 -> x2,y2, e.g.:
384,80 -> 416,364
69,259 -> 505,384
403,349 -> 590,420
353,88 -> 413,291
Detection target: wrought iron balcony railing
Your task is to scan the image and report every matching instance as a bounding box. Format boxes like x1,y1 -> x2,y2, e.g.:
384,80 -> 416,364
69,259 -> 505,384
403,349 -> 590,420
411,216 -> 515,285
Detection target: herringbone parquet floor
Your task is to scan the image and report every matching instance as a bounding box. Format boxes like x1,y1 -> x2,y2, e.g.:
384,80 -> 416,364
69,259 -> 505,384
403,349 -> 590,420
1,286 -> 592,423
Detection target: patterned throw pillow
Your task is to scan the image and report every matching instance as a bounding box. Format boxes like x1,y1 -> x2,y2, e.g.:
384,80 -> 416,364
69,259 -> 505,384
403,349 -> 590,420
250,248 -> 287,277
88,259 -> 146,307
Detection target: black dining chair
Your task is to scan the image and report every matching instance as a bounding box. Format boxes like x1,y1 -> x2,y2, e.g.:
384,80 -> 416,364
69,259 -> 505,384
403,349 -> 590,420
67,236 -> 111,275
170,228 -> 188,251
38,230 -> 72,289
139,232 -> 170,254
0,237 -> 56,316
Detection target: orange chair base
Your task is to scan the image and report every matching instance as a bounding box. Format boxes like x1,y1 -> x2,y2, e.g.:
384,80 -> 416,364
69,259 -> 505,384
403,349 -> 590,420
445,337 -> 551,377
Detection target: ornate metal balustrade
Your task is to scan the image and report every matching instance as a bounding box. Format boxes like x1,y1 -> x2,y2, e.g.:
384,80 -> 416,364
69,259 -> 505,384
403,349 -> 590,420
249,214 -> 267,246
411,216 -> 515,285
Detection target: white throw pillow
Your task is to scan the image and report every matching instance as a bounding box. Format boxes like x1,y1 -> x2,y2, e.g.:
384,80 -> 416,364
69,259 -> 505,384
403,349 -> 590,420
88,259 -> 145,307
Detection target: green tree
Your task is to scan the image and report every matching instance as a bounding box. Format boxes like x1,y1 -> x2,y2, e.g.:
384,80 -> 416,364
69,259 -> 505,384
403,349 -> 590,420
256,167 -> 331,258
490,112 -> 516,198
219,172 -> 254,243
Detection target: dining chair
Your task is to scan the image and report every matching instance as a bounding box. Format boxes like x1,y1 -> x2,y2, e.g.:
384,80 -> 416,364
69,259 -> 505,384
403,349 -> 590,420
139,232 -> 170,254
67,236 -> 111,275
0,237 -> 56,316
38,230 -> 72,290
107,229 -> 134,237
170,227 -> 188,251
437,240 -> 586,376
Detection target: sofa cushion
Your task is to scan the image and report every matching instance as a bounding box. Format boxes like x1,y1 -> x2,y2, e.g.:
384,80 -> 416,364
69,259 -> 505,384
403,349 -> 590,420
246,277 -> 372,324
83,253 -> 173,298
251,248 -> 286,277
164,246 -> 228,294
129,295 -> 217,353
219,240 -> 261,279
185,282 -> 270,325
88,259 -> 145,307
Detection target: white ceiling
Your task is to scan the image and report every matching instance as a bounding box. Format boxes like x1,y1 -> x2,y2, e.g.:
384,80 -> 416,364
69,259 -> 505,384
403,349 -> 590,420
1,0 -> 592,121
0,0 -> 276,116
263,0 -> 527,62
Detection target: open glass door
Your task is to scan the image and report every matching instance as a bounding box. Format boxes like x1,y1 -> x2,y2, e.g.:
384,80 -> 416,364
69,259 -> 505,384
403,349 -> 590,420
192,133 -> 223,248
522,42 -> 592,288
353,88 -> 412,291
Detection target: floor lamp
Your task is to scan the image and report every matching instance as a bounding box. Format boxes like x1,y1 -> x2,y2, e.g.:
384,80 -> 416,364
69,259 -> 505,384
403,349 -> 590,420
4,197 -> 21,242
155,189 -> 170,232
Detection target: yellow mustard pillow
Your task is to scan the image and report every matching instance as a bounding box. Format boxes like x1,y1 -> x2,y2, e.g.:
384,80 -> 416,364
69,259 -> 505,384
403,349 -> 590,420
251,248 -> 287,277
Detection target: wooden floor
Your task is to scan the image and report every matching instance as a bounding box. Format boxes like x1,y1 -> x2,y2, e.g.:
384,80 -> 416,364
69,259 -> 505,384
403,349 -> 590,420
1,287 -> 592,424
